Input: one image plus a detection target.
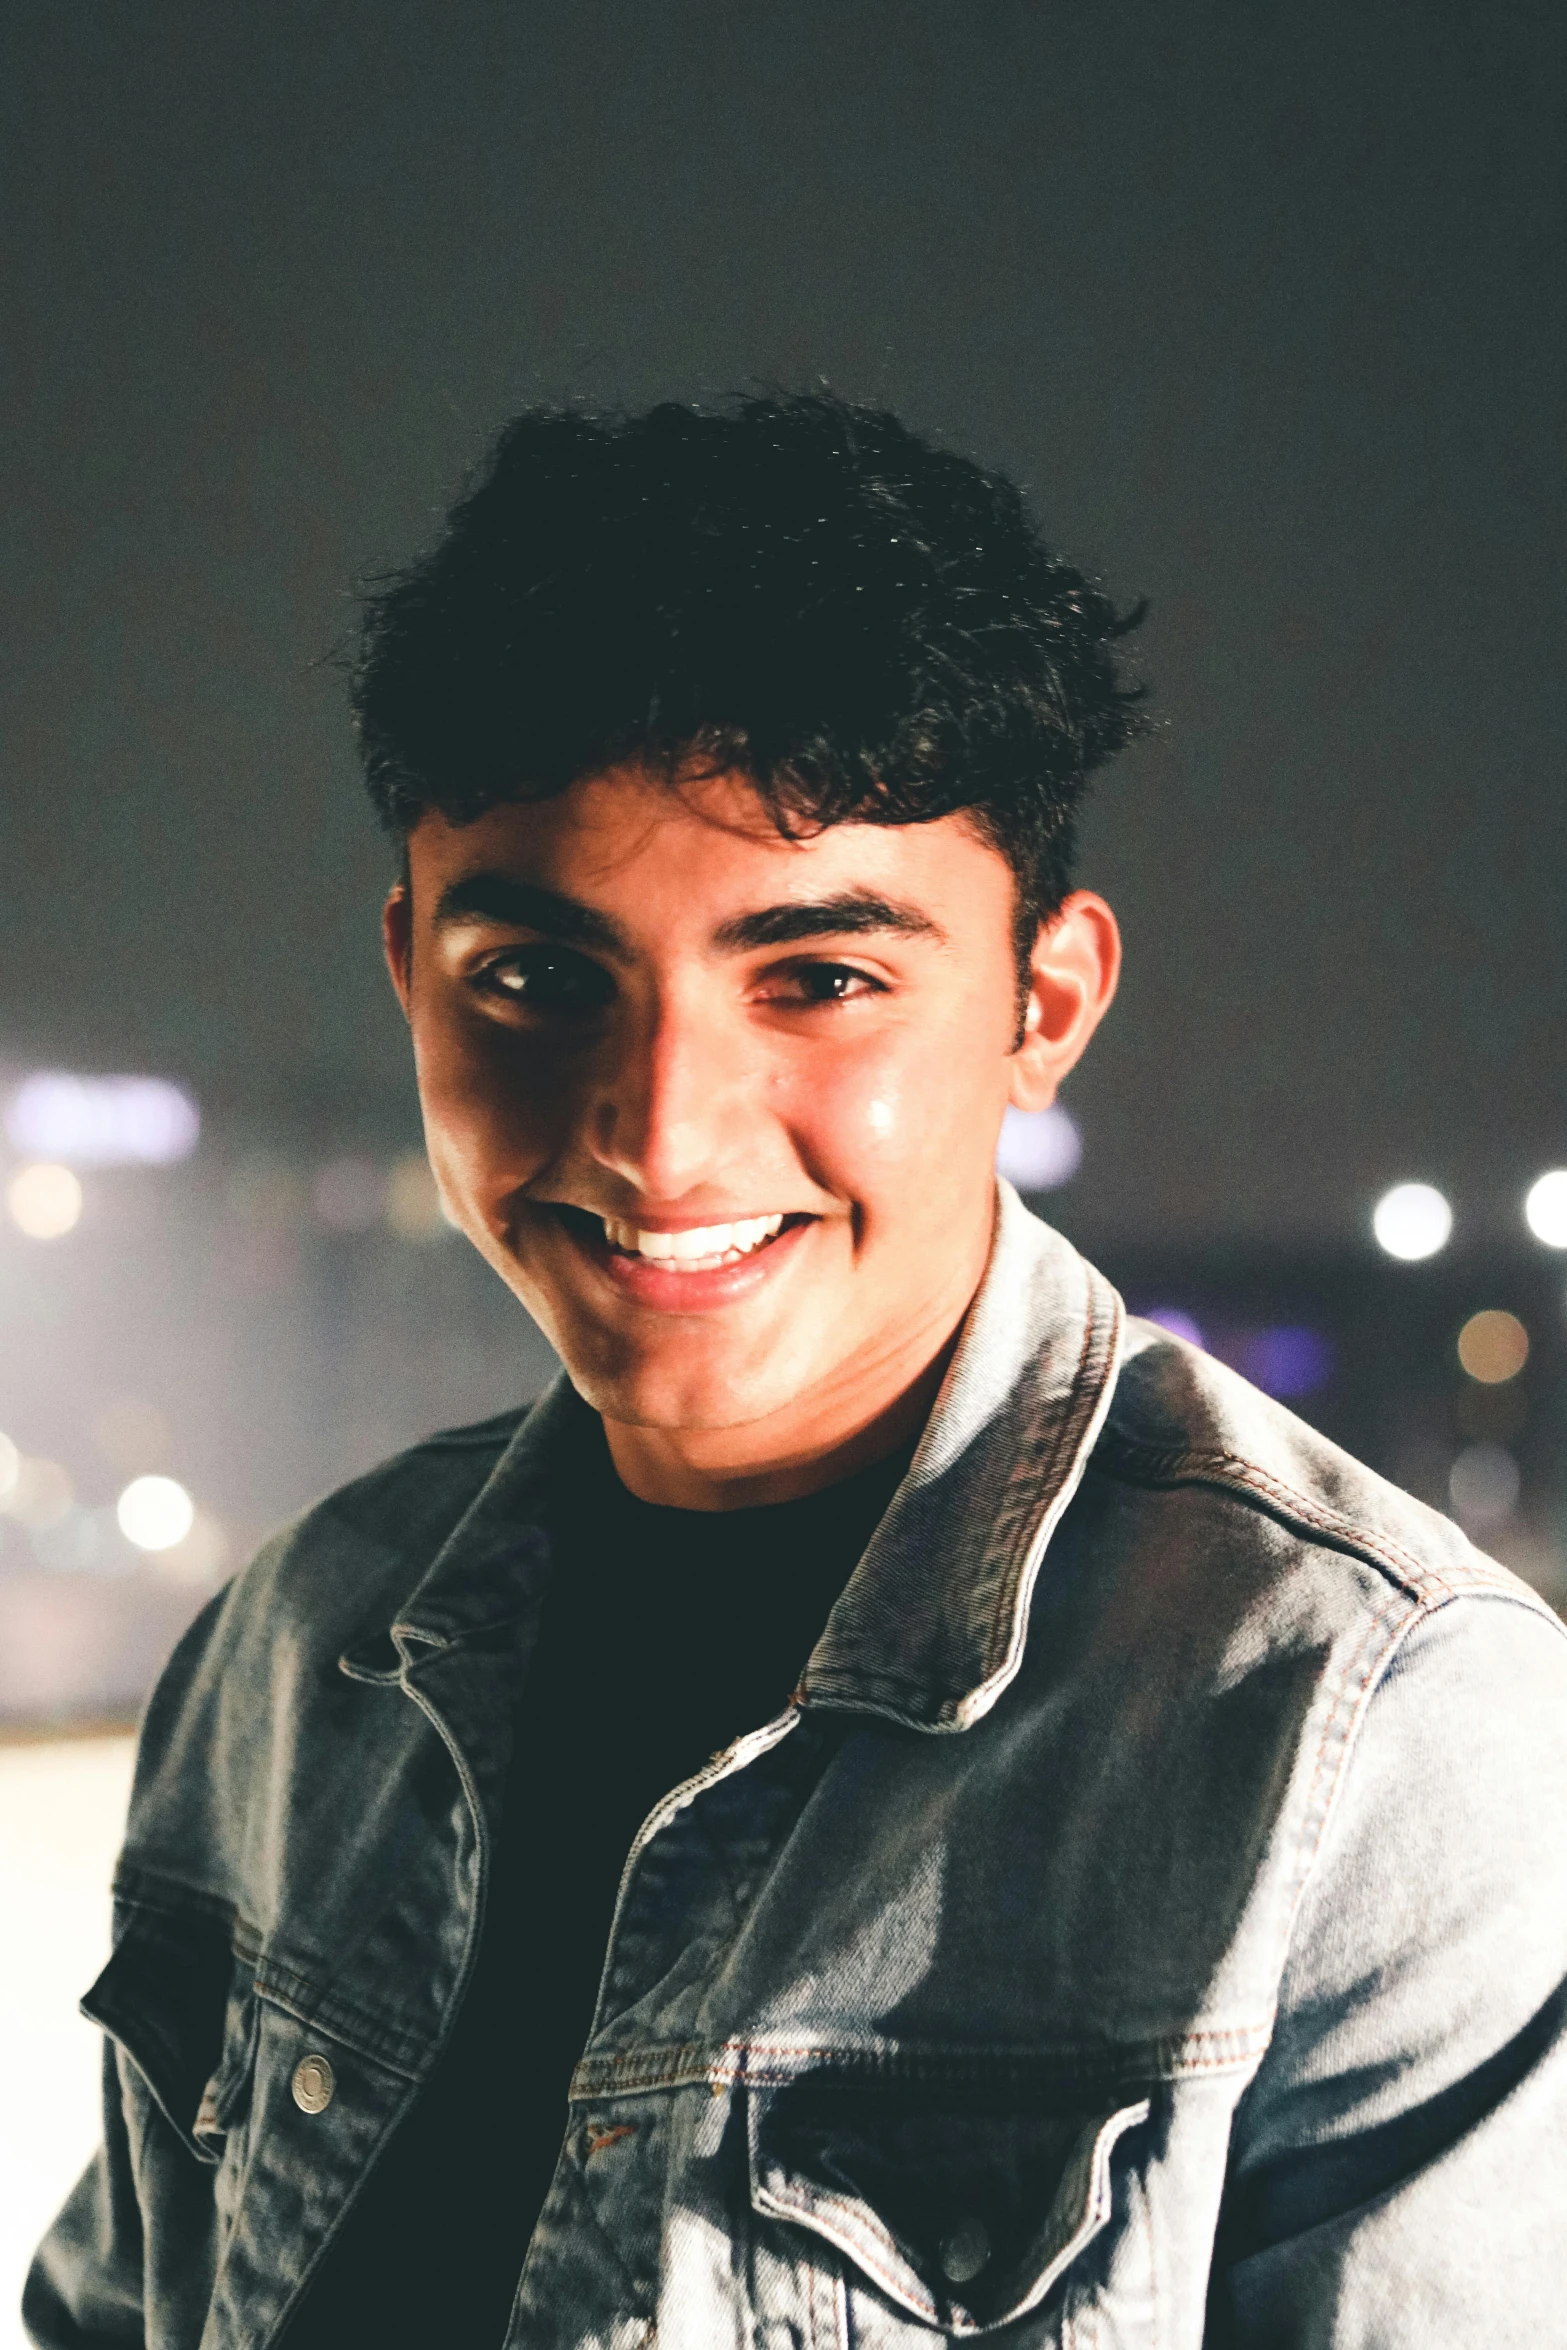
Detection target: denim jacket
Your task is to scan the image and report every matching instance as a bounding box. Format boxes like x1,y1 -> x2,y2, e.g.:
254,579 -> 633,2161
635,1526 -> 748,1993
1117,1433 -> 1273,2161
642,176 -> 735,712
26,1187 -> 1567,2348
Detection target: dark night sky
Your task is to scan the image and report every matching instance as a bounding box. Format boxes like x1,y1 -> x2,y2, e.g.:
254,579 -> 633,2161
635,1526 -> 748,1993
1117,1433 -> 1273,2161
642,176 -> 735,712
2,0 -> 1563,1247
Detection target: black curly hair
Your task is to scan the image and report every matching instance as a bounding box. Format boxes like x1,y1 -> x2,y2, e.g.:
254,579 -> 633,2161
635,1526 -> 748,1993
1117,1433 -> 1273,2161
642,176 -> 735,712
351,390 -> 1147,997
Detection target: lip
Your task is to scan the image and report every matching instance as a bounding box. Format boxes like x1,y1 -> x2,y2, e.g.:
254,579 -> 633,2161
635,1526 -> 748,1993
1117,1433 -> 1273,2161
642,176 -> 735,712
544,1204 -> 818,1314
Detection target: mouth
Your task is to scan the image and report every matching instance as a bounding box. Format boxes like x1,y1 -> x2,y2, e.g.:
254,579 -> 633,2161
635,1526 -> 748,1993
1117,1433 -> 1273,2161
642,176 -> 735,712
544,1204 -> 817,1305
602,1208 -> 797,1270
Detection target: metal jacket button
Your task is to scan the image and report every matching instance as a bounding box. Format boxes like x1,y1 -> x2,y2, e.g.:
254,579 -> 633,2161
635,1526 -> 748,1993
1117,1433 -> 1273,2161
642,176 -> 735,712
291,2054 -> 335,2114
939,2216 -> 990,2284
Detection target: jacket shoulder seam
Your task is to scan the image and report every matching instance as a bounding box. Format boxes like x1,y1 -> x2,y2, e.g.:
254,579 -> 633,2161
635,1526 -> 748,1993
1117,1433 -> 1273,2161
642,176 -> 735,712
1089,1429 -> 1521,1609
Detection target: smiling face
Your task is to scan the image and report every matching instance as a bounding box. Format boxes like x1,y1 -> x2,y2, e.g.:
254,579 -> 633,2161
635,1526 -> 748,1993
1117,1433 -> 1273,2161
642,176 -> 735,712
386,765 -> 1117,1505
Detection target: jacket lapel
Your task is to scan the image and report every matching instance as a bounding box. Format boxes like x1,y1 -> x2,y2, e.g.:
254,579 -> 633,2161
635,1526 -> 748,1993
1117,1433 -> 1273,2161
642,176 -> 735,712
800,1185 -> 1124,1731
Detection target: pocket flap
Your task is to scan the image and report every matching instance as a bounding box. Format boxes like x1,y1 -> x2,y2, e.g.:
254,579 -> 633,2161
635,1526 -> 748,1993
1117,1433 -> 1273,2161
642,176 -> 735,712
83,1902 -> 253,2166
749,2077 -> 1151,2335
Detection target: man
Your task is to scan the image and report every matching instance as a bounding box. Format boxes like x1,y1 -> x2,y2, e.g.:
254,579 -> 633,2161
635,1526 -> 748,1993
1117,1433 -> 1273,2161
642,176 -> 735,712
27,394 -> 1567,2348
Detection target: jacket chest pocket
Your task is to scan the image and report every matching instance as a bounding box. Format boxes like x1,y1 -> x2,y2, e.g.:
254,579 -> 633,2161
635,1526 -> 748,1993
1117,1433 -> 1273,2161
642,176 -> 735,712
85,1902 -> 261,2190
747,2077 -> 1154,2346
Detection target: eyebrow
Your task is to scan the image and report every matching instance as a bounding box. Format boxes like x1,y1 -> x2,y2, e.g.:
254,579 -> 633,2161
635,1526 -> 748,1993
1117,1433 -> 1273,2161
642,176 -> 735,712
430,874 -> 945,957
431,876 -> 630,954
710,891 -> 946,952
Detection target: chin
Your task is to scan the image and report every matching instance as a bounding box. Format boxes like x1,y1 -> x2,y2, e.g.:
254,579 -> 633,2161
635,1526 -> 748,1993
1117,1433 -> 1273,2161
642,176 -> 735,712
562,1339 -> 796,1436
581,1373 -> 785,1436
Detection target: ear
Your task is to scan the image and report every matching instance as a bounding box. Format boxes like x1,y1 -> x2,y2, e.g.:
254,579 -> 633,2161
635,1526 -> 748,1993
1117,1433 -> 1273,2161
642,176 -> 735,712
383,883 -> 414,1022
1007,891 -> 1121,1111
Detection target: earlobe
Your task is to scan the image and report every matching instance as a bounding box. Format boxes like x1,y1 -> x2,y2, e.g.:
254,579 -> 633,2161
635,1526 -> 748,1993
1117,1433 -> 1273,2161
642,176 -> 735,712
383,885 -> 414,1022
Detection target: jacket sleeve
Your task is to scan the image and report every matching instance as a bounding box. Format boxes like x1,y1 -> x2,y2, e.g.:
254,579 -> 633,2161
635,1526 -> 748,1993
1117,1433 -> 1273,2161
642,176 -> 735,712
22,2041 -> 146,2347
20,1582 -> 238,2350
1209,1589 -> 1567,2348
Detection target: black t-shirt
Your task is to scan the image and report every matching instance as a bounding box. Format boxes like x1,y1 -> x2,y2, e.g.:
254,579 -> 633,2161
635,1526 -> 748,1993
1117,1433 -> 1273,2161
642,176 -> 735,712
290,1425 -> 912,2347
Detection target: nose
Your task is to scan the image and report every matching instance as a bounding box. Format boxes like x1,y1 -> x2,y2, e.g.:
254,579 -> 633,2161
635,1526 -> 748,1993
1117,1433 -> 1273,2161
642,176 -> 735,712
586,983 -> 746,1200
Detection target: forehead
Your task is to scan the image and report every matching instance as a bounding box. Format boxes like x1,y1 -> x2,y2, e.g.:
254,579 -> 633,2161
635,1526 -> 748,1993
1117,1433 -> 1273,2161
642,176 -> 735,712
407,767 -> 1009,930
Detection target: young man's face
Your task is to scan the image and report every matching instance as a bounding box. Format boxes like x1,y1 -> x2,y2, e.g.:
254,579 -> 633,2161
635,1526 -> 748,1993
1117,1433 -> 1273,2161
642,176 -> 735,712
386,767 -> 1116,1502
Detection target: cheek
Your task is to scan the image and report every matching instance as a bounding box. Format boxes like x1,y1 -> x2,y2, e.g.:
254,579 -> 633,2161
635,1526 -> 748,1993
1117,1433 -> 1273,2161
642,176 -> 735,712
786,1022 -> 1004,1200
411,1014 -> 564,1191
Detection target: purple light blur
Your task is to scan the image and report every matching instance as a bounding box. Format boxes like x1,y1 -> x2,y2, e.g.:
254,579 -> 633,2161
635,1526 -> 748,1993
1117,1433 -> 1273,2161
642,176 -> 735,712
1137,1306 -> 1206,1349
1237,1325 -> 1335,1398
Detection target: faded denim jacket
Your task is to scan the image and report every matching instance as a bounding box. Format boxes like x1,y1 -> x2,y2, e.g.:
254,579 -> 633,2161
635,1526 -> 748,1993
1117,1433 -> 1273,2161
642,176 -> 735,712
26,1187 -> 1567,2348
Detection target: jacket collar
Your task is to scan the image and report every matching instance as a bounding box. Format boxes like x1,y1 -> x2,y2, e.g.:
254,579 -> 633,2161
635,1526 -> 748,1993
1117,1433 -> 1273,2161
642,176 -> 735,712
381,1371 -> 595,1655
387,1183 -> 1122,1733
799,1182 -> 1123,1731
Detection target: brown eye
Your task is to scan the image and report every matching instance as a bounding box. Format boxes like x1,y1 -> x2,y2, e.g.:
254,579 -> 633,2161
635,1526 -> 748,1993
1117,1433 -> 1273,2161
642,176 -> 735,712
481,947 -> 614,1012
782,963 -> 885,1004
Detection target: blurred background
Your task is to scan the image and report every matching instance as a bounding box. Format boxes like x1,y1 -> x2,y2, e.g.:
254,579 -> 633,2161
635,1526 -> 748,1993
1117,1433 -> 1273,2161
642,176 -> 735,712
2,0 -> 1564,2332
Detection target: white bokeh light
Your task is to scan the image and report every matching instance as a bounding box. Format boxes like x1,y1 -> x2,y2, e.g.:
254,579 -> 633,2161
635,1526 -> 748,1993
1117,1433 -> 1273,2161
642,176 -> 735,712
4,1072 -> 199,1167
3,1456 -> 74,1530
116,1474 -> 195,1553
995,1104 -> 1082,1193
1524,1170 -> 1567,1250
7,1162 -> 84,1239
1448,1443 -> 1520,1532
1372,1182 -> 1452,1262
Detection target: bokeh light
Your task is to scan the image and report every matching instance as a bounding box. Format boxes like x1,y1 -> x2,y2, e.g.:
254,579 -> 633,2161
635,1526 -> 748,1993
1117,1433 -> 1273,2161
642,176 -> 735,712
7,1163 -> 83,1239
115,1475 -> 196,1553
995,1104 -> 1082,1192
1137,1306 -> 1206,1349
1371,1182 -> 1451,1261
385,1151 -> 453,1241
1457,1309 -> 1529,1385
2,1457 -> 75,1530
1237,1326 -> 1336,1399
1448,1442 -> 1520,1532
0,1433 -> 19,1505
1524,1170 -> 1567,1249
4,1072 -> 199,1167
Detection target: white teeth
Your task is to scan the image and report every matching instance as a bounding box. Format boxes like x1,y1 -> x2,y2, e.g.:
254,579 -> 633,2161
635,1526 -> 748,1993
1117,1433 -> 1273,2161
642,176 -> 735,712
602,1211 -> 784,1266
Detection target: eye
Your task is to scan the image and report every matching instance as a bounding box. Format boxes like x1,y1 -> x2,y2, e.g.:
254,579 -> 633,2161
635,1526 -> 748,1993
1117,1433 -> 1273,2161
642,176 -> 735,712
476,946 -> 615,1014
761,960 -> 888,1006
